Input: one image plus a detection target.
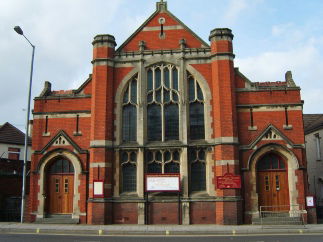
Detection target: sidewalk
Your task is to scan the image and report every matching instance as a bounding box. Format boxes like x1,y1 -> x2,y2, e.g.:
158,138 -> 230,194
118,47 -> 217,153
1,223 -> 323,235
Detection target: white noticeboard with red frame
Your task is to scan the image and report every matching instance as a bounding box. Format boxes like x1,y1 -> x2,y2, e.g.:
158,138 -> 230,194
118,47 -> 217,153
93,180 -> 104,198
145,174 -> 180,192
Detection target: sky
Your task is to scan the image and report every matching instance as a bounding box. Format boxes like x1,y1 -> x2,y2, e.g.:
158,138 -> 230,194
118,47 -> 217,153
1,0 -> 323,131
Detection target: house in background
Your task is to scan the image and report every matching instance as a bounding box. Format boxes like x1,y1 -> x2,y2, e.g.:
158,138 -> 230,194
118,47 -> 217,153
0,122 -> 31,221
304,114 -> 323,220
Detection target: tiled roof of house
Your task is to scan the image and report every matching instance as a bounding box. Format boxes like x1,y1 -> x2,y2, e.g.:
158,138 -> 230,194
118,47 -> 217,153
303,114 -> 323,135
0,122 -> 31,145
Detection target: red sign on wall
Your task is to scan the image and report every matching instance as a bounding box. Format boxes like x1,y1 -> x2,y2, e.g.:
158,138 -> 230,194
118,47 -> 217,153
216,173 -> 241,189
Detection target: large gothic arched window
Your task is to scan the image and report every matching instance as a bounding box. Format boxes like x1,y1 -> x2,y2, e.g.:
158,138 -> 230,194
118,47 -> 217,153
122,76 -> 137,142
188,74 -> 205,140
147,64 -> 180,141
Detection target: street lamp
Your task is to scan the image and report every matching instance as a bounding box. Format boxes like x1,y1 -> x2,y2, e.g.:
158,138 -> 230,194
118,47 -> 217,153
14,26 -> 35,223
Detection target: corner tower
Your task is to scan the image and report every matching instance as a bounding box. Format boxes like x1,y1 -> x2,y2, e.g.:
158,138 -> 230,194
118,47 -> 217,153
209,28 -> 241,224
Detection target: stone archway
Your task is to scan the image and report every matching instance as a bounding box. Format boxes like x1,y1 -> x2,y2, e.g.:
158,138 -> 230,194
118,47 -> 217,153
36,149 -> 82,219
245,144 -> 300,220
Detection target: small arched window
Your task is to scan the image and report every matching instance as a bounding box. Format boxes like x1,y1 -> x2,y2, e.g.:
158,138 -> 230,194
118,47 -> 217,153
48,158 -> 74,174
121,151 -> 137,192
188,74 -> 205,140
122,76 -> 137,142
257,153 -> 286,171
190,148 -> 206,192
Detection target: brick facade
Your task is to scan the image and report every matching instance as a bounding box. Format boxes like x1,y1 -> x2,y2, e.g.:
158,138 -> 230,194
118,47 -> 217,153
28,1 -> 308,224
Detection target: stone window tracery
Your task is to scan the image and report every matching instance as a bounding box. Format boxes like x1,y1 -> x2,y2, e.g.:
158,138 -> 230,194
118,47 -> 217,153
120,151 -> 137,192
146,149 -> 180,174
147,64 -> 180,141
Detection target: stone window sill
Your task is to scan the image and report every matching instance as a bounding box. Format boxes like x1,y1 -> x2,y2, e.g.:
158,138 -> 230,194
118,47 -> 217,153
248,126 -> 257,131
283,125 -> 293,130
42,132 -> 50,137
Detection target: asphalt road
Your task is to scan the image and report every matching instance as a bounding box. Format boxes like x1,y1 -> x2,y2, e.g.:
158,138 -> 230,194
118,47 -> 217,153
1,234 -> 323,242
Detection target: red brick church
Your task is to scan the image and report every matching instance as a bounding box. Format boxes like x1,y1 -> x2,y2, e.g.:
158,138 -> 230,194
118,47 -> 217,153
28,1 -> 309,224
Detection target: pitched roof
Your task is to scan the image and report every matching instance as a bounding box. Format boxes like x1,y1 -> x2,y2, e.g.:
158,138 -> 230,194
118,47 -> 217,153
303,114 -> 323,135
117,1 -> 209,52
0,122 -> 31,146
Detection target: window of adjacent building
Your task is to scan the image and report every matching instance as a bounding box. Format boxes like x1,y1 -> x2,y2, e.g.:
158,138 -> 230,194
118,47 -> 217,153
120,151 -> 137,192
315,133 -> 321,161
147,64 -> 180,141
8,147 -> 20,160
188,75 -> 205,140
122,76 -> 138,142
189,148 -> 206,192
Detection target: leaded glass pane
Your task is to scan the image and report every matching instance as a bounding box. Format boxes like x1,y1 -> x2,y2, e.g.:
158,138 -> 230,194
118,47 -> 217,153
172,68 -> 178,90
147,93 -> 153,103
147,70 -> 153,91
165,162 -> 179,173
156,89 -> 161,103
63,159 -> 69,173
172,91 -> 178,101
191,162 -> 206,191
197,84 -> 204,100
165,104 -> 179,140
123,87 -> 129,103
164,151 -> 171,161
131,80 -> 137,103
189,102 -> 205,140
49,159 -> 73,174
122,105 -> 137,142
156,151 -> 162,161
148,162 -> 162,173
147,104 -> 162,141
155,68 -> 161,88
122,163 -> 136,192
164,89 -> 170,102
189,77 -> 195,101
130,152 -> 136,162
164,68 -> 170,88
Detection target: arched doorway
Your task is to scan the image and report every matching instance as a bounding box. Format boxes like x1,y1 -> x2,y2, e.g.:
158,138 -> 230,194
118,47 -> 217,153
46,158 -> 74,214
257,153 -> 289,211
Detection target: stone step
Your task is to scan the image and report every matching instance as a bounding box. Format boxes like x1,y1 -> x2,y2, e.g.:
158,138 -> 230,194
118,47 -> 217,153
252,216 -> 303,225
35,216 -> 79,224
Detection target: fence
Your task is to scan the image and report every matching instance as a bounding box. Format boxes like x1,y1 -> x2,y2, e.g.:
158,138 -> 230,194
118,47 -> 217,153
259,204 -> 306,228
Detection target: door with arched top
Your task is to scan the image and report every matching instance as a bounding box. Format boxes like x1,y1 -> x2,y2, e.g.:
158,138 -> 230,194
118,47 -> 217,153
46,158 -> 74,214
257,153 -> 289,211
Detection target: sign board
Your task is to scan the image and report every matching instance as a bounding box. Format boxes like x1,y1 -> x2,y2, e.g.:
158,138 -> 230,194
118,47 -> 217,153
216,173 -> 241,189
93,180 -> 104,198
306,195 -> 315,208
146,174 -> 180,192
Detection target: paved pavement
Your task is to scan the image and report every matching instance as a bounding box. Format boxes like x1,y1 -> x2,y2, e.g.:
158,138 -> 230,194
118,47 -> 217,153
1,222 -> 323,235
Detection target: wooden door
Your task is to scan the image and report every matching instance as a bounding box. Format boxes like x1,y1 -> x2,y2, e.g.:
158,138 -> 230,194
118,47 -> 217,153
47,174 -> 74,214
257,153 -> 289,211
258,171 -> 289,211
46,158 -> 74,214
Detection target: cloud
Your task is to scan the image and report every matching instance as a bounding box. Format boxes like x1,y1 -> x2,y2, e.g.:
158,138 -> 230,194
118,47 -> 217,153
0,0 -> 123,129
236,37 -> 323,113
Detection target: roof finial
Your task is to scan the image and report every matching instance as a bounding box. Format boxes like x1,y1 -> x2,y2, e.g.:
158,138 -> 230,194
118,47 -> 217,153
156,0 -> 167,11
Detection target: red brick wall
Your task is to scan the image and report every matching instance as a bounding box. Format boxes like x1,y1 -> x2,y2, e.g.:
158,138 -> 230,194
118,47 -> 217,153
149,203 -> 179,224
113,203 -> 138,224
190,202 -> 216,224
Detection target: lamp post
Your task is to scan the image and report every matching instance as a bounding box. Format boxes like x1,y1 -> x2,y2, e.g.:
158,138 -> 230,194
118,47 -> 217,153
14,26 -> 35,223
